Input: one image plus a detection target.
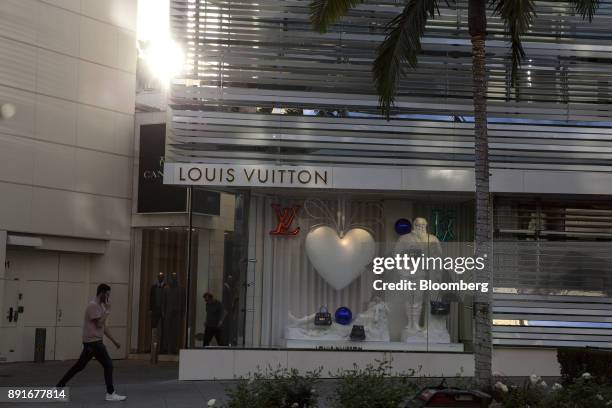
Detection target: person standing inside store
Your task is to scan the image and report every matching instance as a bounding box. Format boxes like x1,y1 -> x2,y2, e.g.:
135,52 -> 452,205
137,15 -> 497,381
57,284 -> 127,402
150,272 -> 166,353
202,292 -> 225,347
162,272 -> 184,354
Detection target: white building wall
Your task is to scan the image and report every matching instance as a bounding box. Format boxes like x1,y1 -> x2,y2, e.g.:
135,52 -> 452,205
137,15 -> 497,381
0,0 -> 137,360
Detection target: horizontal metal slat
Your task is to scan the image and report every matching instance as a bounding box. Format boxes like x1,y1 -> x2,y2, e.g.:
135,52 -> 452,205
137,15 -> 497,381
493,326 -> 612,336
492,332 -> 612,342
492,339 -> 612,347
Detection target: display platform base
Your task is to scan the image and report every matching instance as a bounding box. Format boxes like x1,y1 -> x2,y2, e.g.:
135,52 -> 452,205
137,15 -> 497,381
179,347 -> 475,380
285,339 -> 464,352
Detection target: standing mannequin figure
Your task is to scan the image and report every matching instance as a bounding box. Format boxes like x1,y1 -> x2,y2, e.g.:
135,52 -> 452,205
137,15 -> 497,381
161,272 -> 183,354
150,272 -> 165,353
394,217 -> 443,342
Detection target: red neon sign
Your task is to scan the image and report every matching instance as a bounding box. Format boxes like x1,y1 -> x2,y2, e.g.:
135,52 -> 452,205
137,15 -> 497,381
270,204 -> 301,236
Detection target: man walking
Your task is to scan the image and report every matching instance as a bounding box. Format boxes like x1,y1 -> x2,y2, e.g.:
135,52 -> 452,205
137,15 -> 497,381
202,292 -> 225,346
57,284 -> 127,401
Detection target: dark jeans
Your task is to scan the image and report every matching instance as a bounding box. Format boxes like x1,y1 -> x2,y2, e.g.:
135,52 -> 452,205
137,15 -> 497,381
57,341 -> 114,394
203,326 -> 224,347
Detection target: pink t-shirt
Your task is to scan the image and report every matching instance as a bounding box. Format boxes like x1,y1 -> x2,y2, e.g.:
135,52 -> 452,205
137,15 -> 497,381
82,301 -> 108,343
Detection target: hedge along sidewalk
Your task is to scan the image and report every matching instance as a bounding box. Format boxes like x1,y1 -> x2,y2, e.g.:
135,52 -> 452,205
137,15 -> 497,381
557,348 -> 612,384
220,359 -> 440,408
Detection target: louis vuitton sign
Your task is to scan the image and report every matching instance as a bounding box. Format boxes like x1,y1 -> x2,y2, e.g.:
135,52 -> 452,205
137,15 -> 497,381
164,164 -> 331,188
164,162 -> 478,191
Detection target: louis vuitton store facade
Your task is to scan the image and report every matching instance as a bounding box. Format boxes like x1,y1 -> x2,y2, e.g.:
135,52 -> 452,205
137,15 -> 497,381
159,162 -> 612,380
170,174 -> 482,379
132,132 -> 612,377
155,0 -> 612,380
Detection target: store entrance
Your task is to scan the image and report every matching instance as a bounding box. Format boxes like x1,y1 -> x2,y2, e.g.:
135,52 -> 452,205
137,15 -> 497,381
133,192 -> 247,354
137,228 -> 190,355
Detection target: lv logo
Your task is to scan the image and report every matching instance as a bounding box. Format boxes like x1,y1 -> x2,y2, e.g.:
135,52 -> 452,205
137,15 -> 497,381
270,204 -> 301,236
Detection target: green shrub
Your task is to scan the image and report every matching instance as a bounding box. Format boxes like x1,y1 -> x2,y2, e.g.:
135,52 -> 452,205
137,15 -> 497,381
224,366 -> 321,408
543,374 -> 612,408
496,375 -> 548,408
331,359 -> 418,408
558,348 -> 612,384
495,373 -> 612,408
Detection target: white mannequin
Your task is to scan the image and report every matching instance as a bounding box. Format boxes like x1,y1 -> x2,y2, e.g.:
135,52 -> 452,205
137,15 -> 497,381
286,298 -> 390,341
394,217 -> 445,343
352,297 -> 390,341
286,311 -> 351,340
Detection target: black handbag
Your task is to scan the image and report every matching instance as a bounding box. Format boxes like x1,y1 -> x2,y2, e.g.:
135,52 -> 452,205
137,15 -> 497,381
314,306 -> 332,326
430,300 -> 451,315
350,325 -> 366,341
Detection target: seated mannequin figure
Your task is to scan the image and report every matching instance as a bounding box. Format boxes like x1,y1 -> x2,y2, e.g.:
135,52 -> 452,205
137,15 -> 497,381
352,297 -> 390,341
285,297 -> 390,342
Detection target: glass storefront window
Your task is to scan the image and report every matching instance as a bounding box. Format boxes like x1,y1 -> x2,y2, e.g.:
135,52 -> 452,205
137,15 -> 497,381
136,192 -> 612,354
185,193 -> 477,352
137,192 -> 483,353
188,193 -> 246,349
137,228 -> 191,354
136,192 -> 244,354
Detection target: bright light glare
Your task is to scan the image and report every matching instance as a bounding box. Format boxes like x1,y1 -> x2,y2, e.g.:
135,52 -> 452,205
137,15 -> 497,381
137,0 -> 185,84
142,39 -> 185,83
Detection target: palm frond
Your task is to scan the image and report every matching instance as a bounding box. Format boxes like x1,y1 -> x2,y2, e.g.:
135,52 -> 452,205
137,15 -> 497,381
310,0 -> 363,33
491,0 -> 536,88
569,0 -> 600,21
373,0 -> 439,118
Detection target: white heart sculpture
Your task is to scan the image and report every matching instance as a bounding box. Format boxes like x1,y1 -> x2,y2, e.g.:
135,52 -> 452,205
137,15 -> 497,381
305,226 -> 375,290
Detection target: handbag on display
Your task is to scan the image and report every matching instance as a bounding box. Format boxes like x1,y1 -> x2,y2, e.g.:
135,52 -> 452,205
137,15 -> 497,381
314,306 -> 332,326
349,325 -> 366,341
430,300 -> 451,315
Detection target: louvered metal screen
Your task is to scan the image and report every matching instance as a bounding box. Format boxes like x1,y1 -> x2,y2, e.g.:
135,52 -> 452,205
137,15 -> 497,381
170,0 -> 612,348
169,0 -> 612,170
493,294 -> 612,348
493,198 -> 612,348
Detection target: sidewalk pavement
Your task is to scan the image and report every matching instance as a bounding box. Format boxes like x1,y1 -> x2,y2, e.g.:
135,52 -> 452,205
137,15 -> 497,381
0,360 -> 339,408
0,360 -> 232,408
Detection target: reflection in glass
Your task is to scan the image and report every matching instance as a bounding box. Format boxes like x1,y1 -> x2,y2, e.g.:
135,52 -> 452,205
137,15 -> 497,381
189,193 -> 245,349
138,228 -> 190,354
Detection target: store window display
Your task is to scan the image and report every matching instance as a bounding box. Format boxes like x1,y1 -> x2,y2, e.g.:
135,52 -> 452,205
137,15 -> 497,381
285,217 -> 451,347
151,193 -> 473,352
247,195 -> 474,351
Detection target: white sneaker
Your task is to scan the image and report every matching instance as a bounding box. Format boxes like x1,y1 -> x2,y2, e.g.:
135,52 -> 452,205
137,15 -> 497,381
105,392 -> 127,401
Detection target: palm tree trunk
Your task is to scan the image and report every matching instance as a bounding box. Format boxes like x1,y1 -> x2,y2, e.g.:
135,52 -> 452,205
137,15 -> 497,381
469,0 -> 492,389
